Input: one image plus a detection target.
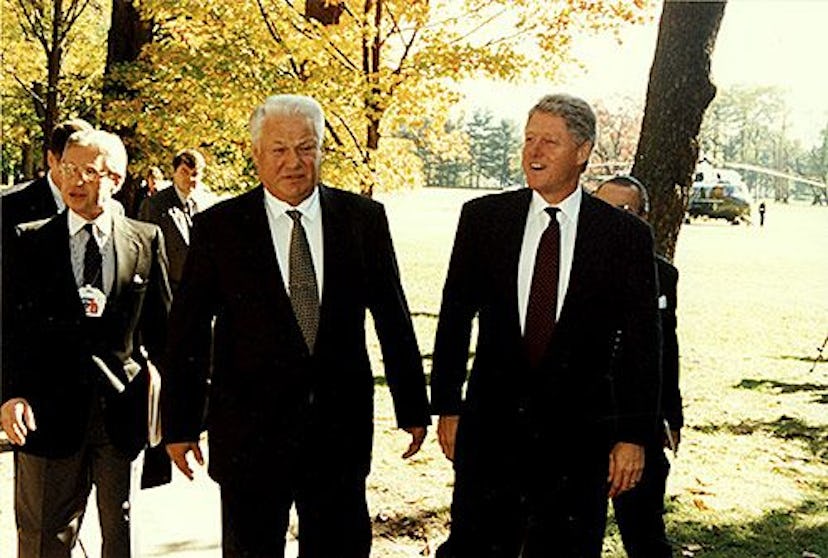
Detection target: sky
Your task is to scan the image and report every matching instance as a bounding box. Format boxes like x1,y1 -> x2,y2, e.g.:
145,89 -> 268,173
460,0 -> 828,148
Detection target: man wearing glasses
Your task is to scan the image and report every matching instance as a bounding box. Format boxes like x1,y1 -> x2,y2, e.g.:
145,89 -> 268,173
0,129 -> 171,558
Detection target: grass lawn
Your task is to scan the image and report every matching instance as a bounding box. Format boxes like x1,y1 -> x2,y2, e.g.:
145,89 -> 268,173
1,187 -> 825,557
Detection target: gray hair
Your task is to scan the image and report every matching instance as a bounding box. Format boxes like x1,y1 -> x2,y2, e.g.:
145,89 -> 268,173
249,94 -> 326,149
63,129 -> 129,183
528,93 -> 596,146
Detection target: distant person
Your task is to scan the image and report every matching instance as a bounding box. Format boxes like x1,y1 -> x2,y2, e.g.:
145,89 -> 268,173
758,201 -> 766,226
430,94 -> 661,557
593,175 -> 682,558
161,94 -> 430,557
125,165 -> 165,217
138,149 -> 207,293
0,129 -> 171,558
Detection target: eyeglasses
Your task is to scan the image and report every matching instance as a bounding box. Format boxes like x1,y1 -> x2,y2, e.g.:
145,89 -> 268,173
60,162 -> 113,182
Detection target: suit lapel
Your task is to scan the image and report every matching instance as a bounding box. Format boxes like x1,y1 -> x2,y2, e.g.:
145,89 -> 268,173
500,189 -> 533,341
239,187 -> 296,320
316,185 -> 344,340
112,215 -> 143,300
38,213 -> 85,317
557,192 -> 600,327
162,188 -> 191,245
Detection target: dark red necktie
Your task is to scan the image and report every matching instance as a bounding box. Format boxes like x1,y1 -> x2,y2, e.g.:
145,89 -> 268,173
525,207 -> 560,368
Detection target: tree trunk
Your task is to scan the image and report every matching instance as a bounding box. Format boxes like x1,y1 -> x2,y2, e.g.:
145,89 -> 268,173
360,0 -> 382,197
106,0 -> 152,70
631,1 -> 726,260
42,0 -> 65,168
103,0 -> 153,215
306,0 -> 343,25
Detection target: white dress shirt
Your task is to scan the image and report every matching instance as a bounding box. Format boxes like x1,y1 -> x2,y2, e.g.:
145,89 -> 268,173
517,186 -> 582,333
264,186 -> 324,301
68,208 -> 115,296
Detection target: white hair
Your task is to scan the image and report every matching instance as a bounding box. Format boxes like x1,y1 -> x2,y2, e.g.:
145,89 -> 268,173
64,129 -> 129,177
249,94 -> 325,149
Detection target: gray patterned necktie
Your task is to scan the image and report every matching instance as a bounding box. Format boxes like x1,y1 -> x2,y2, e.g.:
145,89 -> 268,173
287,210 -> 319,352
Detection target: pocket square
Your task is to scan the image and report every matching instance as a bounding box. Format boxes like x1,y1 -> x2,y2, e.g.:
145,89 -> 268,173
658,294 -> 668,309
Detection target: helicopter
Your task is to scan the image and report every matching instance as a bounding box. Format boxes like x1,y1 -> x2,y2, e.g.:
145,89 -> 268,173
685,161 -> 754,225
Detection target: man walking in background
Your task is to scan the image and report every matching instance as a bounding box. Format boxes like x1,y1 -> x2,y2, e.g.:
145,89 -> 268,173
593,175 -> 682,558
139,148 -> 208,293
431,93 -> 661,557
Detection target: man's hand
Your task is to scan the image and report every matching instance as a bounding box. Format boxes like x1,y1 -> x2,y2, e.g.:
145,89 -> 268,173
663,429 -> 681,454
607,441 -> 644,498
166,441 -> 204,480
437,415 -> 459,461
0,398 -> 37,445
401,426 -> 427,458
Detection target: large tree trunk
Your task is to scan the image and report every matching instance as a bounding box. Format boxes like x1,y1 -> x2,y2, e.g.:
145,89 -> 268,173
631,1 -> 726,260
39,0 -> 65,169
103,0 -> 153,215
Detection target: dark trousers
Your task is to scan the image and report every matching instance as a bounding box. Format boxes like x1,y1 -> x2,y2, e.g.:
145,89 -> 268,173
612,447 -> 672,558
15,398 -> 138,558
220,469 -> 371,558
437,448 -> 609,558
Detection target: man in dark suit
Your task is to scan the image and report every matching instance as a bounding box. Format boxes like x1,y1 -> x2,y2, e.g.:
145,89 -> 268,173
1,119 -> 92,401
430,94 -> 661,558
0,129 -> 171,558
138,149 -> 207,293
593,175 -> 682,558
0,118 -> 92,228
162,94 -> 430,558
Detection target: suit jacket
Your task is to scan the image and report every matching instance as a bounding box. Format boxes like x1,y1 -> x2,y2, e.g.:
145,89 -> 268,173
1,176 -> 59,228
162,185 -> 430,483
656,255 -> 682,431
2,211 -> 172,459
138,186 -> 197,291
430,188 -> 661,468
1,177 -> 60,402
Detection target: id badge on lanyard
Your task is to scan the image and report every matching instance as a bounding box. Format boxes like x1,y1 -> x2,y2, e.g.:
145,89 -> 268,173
79,285 -> 107,317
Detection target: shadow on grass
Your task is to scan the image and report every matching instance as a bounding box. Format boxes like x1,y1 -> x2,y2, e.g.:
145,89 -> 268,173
373,505 -> 451,540
412,311 -> 439,319
671,499 -> 827,557
737,378 -> 828,404
373,351 -> 474,386
145,539 -> 221,556
772,354 -> 824,363
692,416 -> 828,459
374,373 -> 431,387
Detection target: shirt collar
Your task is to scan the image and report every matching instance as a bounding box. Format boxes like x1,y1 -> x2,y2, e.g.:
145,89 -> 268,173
67,207 -> 114,239
46,171 -> 65,211
529,185 -> 582,224
173,183 -> 193,206
264,185 -> 320,223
